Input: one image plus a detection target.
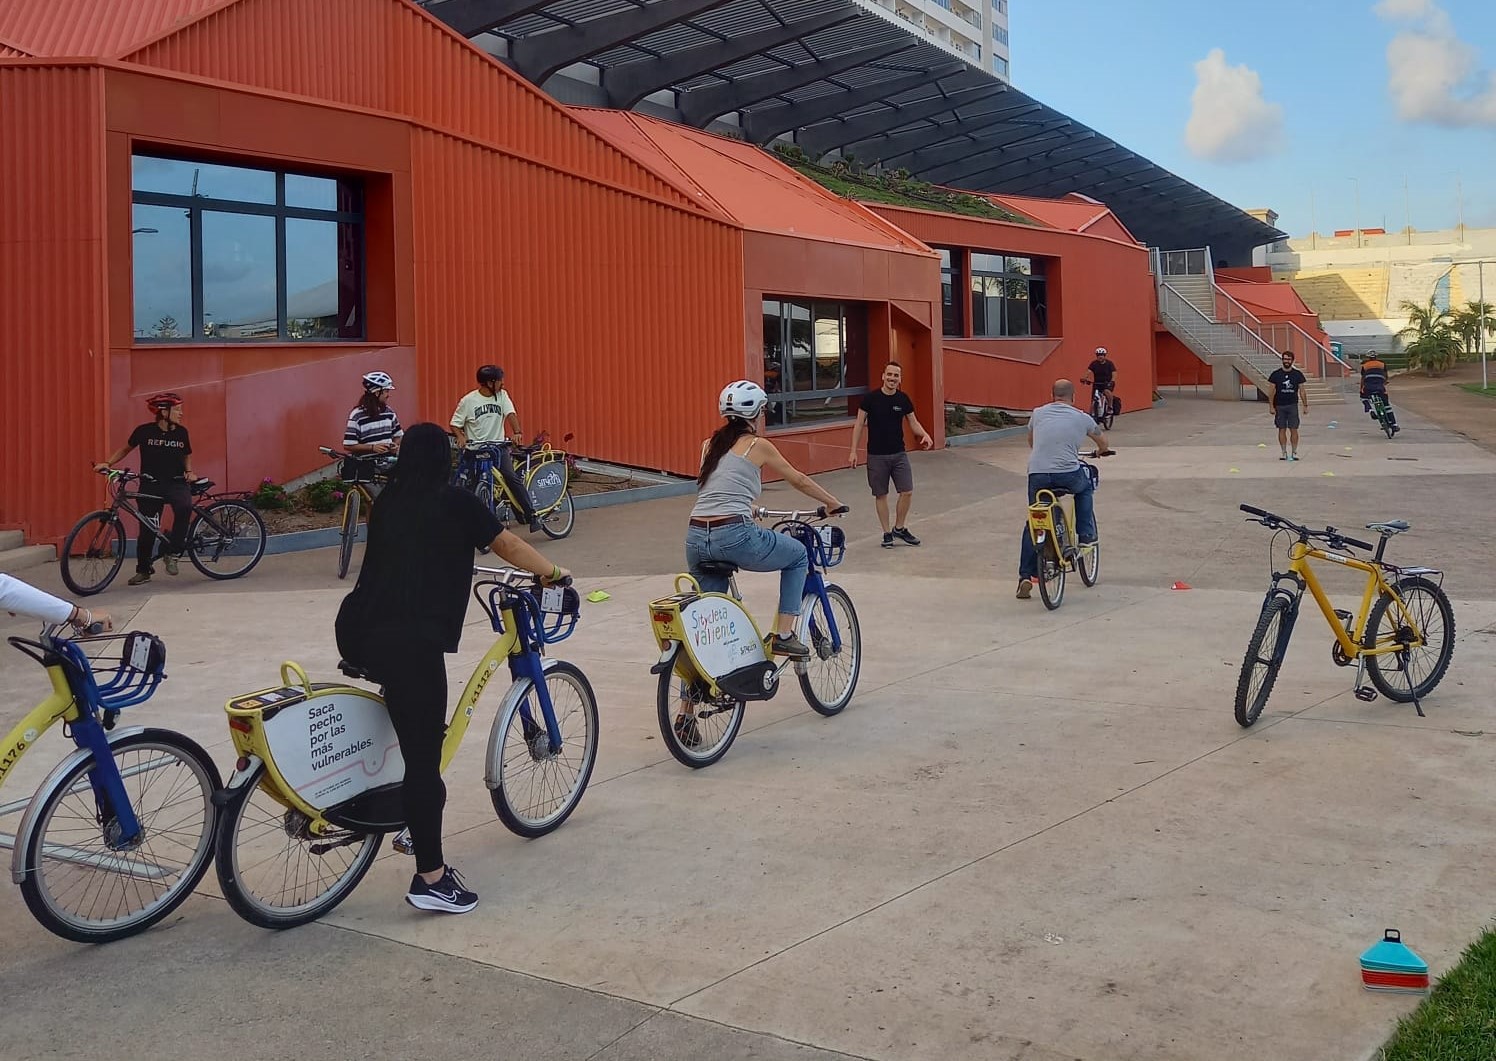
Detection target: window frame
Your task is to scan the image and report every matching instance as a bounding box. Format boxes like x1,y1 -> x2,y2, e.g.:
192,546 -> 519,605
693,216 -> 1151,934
761,296 -> 869,429
131,155 -> 366,343
969,251 -> 1049,338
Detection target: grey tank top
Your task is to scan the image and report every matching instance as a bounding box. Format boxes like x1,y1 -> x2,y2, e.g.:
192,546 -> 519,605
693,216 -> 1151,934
691,447 -> 761,518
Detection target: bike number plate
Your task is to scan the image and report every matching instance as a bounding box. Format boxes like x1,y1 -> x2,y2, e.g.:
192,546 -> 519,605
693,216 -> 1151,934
540,586 -> 564,613
818,527 -> 834,546
261,690 -> 405,807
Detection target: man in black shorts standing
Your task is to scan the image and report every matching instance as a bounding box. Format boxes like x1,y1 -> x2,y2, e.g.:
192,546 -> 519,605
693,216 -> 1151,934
1267,350 -> 1309,461
95,392 -> 196,585
849,362 -> 935,547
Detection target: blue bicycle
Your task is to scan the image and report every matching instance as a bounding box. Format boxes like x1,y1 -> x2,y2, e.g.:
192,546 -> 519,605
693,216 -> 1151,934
648,506 -> 860,767
1,627 -> 219,942
452,434 -> 577,540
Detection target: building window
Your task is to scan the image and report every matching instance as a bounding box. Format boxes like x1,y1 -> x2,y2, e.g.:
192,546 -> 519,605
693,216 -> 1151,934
993,54 -> 1009,77
937,248 -> 962,337
994,26 -> 1008,45
762,298 -> 869,428
995,0 -> 1007,13
131,154 -> 364,342
970,253 -> 1049,338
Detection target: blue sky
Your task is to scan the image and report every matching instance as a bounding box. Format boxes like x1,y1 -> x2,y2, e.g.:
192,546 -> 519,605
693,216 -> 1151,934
1013,0 -> 1496,237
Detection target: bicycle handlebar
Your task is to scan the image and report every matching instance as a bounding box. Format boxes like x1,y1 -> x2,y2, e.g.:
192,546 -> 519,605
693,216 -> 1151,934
1239,504 -> 1375,551
753,505 -> 849,521
1083,450 -> 1115,458
472,565 -> 573,588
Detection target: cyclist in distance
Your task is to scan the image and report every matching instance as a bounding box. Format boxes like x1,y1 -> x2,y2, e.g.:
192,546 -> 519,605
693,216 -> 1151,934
334,422 -> 570,915
1359,353 -> 1400,435
1081,346 -> 1117,421
451,364 -> 540,532
687,381 -> 844,660
94,392 -> 196,587
344,371 -> 403,456
1016,379 -> 1108,600
1,573 -> 112,633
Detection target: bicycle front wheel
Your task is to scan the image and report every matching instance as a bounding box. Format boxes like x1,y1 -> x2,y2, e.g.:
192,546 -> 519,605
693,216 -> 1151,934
798,585 -> 861,716
337,489 -> 362,580
1037,509 -> 1067,610
489,661 -> 599,838
1364,576 -> 1455,703
657,669 -> 744,768
214,763 -> 382,929
19,729 -> 219,944
188,500 -> 267,580
539,491 -> 575,540
1234,594 -> 1295,727
60,511 -> 126,596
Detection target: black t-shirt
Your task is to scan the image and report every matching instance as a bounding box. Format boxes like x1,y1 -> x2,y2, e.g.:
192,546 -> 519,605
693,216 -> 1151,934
1087,358 -> 1116,386
352,486 -> 503,652
1268,367 -> 1307,407
859,389 -> 915,455
127,422 -> 191,483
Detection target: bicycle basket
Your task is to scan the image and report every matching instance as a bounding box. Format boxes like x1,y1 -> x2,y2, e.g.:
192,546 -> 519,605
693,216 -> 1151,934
1084,462 -> 1099,489
340,456 -> 390,484
55,631 -> 167,712
785,522 -> 847,568
534,584 -> 582,644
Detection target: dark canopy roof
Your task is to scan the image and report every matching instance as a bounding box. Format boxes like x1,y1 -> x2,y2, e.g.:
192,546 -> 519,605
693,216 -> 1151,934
422,0 -> 1285,251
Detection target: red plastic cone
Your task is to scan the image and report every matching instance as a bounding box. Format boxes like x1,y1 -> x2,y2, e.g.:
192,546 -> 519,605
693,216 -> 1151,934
1171,581 -> 1192,590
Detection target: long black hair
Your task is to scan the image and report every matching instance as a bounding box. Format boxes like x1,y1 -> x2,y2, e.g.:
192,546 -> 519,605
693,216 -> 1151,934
379,422 -> 451,507
698,417 -> 755,486
358,389 -> 387,417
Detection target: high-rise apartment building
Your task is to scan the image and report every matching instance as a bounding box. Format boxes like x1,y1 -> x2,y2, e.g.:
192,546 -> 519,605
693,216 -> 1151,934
858,0 -> 1011,81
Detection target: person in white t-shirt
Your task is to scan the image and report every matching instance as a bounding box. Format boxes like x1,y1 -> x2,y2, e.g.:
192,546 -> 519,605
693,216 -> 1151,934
450,364 -> 539,532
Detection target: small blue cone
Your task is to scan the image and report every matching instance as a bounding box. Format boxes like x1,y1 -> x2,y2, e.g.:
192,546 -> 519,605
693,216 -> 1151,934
1327,421 -> 1339,429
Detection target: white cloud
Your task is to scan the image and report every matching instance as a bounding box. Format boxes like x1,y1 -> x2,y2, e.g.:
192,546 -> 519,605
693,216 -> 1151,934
1183,49 -> 1285,163
1376,0 -> 1496,126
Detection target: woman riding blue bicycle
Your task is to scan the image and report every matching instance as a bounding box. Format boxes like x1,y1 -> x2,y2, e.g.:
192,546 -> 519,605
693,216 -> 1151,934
687,381 -> 844,661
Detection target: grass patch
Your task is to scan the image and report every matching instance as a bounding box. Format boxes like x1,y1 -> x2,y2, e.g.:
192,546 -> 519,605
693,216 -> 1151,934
1379,927 -> 1496,1060
1458,383 -> 1496,398
773,147 -> 1033,223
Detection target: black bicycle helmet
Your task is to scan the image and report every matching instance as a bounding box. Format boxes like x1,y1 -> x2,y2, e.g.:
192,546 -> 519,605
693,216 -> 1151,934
476,364 -> 504,384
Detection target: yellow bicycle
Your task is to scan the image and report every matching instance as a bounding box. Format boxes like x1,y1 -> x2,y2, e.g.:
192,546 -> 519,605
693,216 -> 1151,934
212,568 -> 597,928
1235,505 -> 1456,726
318,445 -> 393,580
1026,451 -> 1111,609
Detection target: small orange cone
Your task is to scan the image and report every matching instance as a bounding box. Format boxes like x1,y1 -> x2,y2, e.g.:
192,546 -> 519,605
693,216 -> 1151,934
1172,581 -> 1192,590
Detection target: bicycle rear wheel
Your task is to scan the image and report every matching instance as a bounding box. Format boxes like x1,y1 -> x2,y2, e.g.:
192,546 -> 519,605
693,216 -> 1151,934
337,489 -> 362,580
538,491 -> 575,540
214,763 -> 382,929
1078,525 -> 1100,587
19,729 -> 219,943
488,661 -> 599,838
798,585 -> 861,716
1364,576 -> 1455,703
1036,509 -> 1067,610
657,670 -> 744,768
1233,594 -> 1295,727
188,500 -> 266,580
60,511 -> 126,596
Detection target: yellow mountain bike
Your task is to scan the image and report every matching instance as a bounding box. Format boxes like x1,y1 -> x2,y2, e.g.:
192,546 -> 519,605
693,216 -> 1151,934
1234,505 -> 1455,726
212,568 -> 597,928
318,445 -> 394,580
1026,451 -> 1111,609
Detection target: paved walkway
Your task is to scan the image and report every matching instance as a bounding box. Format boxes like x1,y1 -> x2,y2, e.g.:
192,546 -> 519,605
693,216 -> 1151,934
1388,361 -> 1496,453
3,393 -> 1494,1061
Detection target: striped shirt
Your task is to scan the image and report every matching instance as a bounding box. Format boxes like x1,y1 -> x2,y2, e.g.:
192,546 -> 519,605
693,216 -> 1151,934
345,405 -> 403,448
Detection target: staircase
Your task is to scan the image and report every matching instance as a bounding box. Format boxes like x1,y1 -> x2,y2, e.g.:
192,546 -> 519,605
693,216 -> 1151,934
0,530 -> 54,575
1157,283 -> 1290,398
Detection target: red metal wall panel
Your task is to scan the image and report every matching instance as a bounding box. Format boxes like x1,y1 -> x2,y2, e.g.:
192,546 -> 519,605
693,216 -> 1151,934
871,205 -> 1155,414
0,65 -> 108,542
0,0 -> 224,59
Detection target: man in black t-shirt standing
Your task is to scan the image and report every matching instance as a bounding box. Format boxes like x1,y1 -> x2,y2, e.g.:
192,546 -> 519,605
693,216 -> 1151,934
849,362 -> 935,547
1267,350 -> 1310,461
95,392 -> 196,585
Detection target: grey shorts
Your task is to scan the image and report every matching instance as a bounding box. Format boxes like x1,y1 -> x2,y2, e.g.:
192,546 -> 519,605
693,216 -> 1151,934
866,452 -> 913,497
1274,405 -> 1301,430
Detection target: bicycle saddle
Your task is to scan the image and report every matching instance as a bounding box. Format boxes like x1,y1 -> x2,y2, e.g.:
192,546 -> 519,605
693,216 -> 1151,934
696,560 -> 740,577
338,659 -> 377,682
1366,520 -> 1411,536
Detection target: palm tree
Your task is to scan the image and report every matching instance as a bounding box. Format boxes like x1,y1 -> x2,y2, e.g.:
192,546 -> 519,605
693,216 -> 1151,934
1450,301 -> 1496,360
1397,298 -> 1462,377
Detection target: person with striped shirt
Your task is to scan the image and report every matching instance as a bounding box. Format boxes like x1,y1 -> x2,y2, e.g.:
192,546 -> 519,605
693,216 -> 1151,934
345,371 -> 403,455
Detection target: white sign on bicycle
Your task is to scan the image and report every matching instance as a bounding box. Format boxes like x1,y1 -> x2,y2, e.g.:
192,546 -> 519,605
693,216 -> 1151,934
261,691 -> 404,807
680,597 -> 764,677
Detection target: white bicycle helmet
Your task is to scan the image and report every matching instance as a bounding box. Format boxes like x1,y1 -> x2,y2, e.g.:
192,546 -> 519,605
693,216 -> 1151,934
718,380 -> 768,420
362,371 -> 395,391
1094,347 -> 1108,357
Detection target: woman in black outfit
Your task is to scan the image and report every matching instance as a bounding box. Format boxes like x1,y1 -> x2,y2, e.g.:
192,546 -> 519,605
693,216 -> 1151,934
335,422 -> 569,914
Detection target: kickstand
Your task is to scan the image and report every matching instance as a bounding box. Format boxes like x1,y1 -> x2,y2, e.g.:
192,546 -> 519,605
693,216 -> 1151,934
1401,648 -> 1425,718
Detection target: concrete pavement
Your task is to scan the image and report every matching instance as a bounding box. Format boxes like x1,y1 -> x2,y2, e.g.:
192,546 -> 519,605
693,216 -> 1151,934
2,392 -> 1494,1061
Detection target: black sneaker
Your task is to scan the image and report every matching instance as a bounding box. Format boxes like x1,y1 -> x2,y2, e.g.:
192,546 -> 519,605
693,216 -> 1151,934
892,526 -> 921,546
528,518 -> 542,533
770,633 -> 812,660
881,532 -> 895,548
405,866 -> 478,914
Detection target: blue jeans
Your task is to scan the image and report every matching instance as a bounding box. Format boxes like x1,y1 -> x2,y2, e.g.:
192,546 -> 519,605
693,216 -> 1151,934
1019,468 -> 1096,580
686,521 -> 809,616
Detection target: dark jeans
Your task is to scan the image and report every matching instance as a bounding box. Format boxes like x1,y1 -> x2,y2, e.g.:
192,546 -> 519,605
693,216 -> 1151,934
136,479 -> 192,575
1019,468 -> 1096,580
365,629 -> 449,875
461,445 -> 537,523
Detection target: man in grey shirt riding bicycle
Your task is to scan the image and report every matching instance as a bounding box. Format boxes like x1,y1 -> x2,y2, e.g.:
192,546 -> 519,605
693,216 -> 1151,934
1016,379 -> 1108,600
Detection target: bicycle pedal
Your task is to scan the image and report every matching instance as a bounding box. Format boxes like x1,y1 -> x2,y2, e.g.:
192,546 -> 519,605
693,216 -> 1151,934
391,828 -> 414,855
1354,687 -> 1378,703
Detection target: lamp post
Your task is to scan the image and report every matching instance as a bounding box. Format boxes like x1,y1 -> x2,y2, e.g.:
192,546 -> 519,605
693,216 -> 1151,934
1481,260 -> 1488,391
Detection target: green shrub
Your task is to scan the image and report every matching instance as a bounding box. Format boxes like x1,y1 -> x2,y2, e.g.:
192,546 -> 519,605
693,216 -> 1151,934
300,479 -> 345,513
976,407 -> 1006,427
252,478 -> 290,510
945,404 -> 968,430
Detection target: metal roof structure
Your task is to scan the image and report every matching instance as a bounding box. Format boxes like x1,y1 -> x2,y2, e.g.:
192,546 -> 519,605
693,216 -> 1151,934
421,0 -> 1285,253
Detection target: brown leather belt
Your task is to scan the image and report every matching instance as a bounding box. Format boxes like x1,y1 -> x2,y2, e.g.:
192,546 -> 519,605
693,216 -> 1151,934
689,515 -> 749,528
